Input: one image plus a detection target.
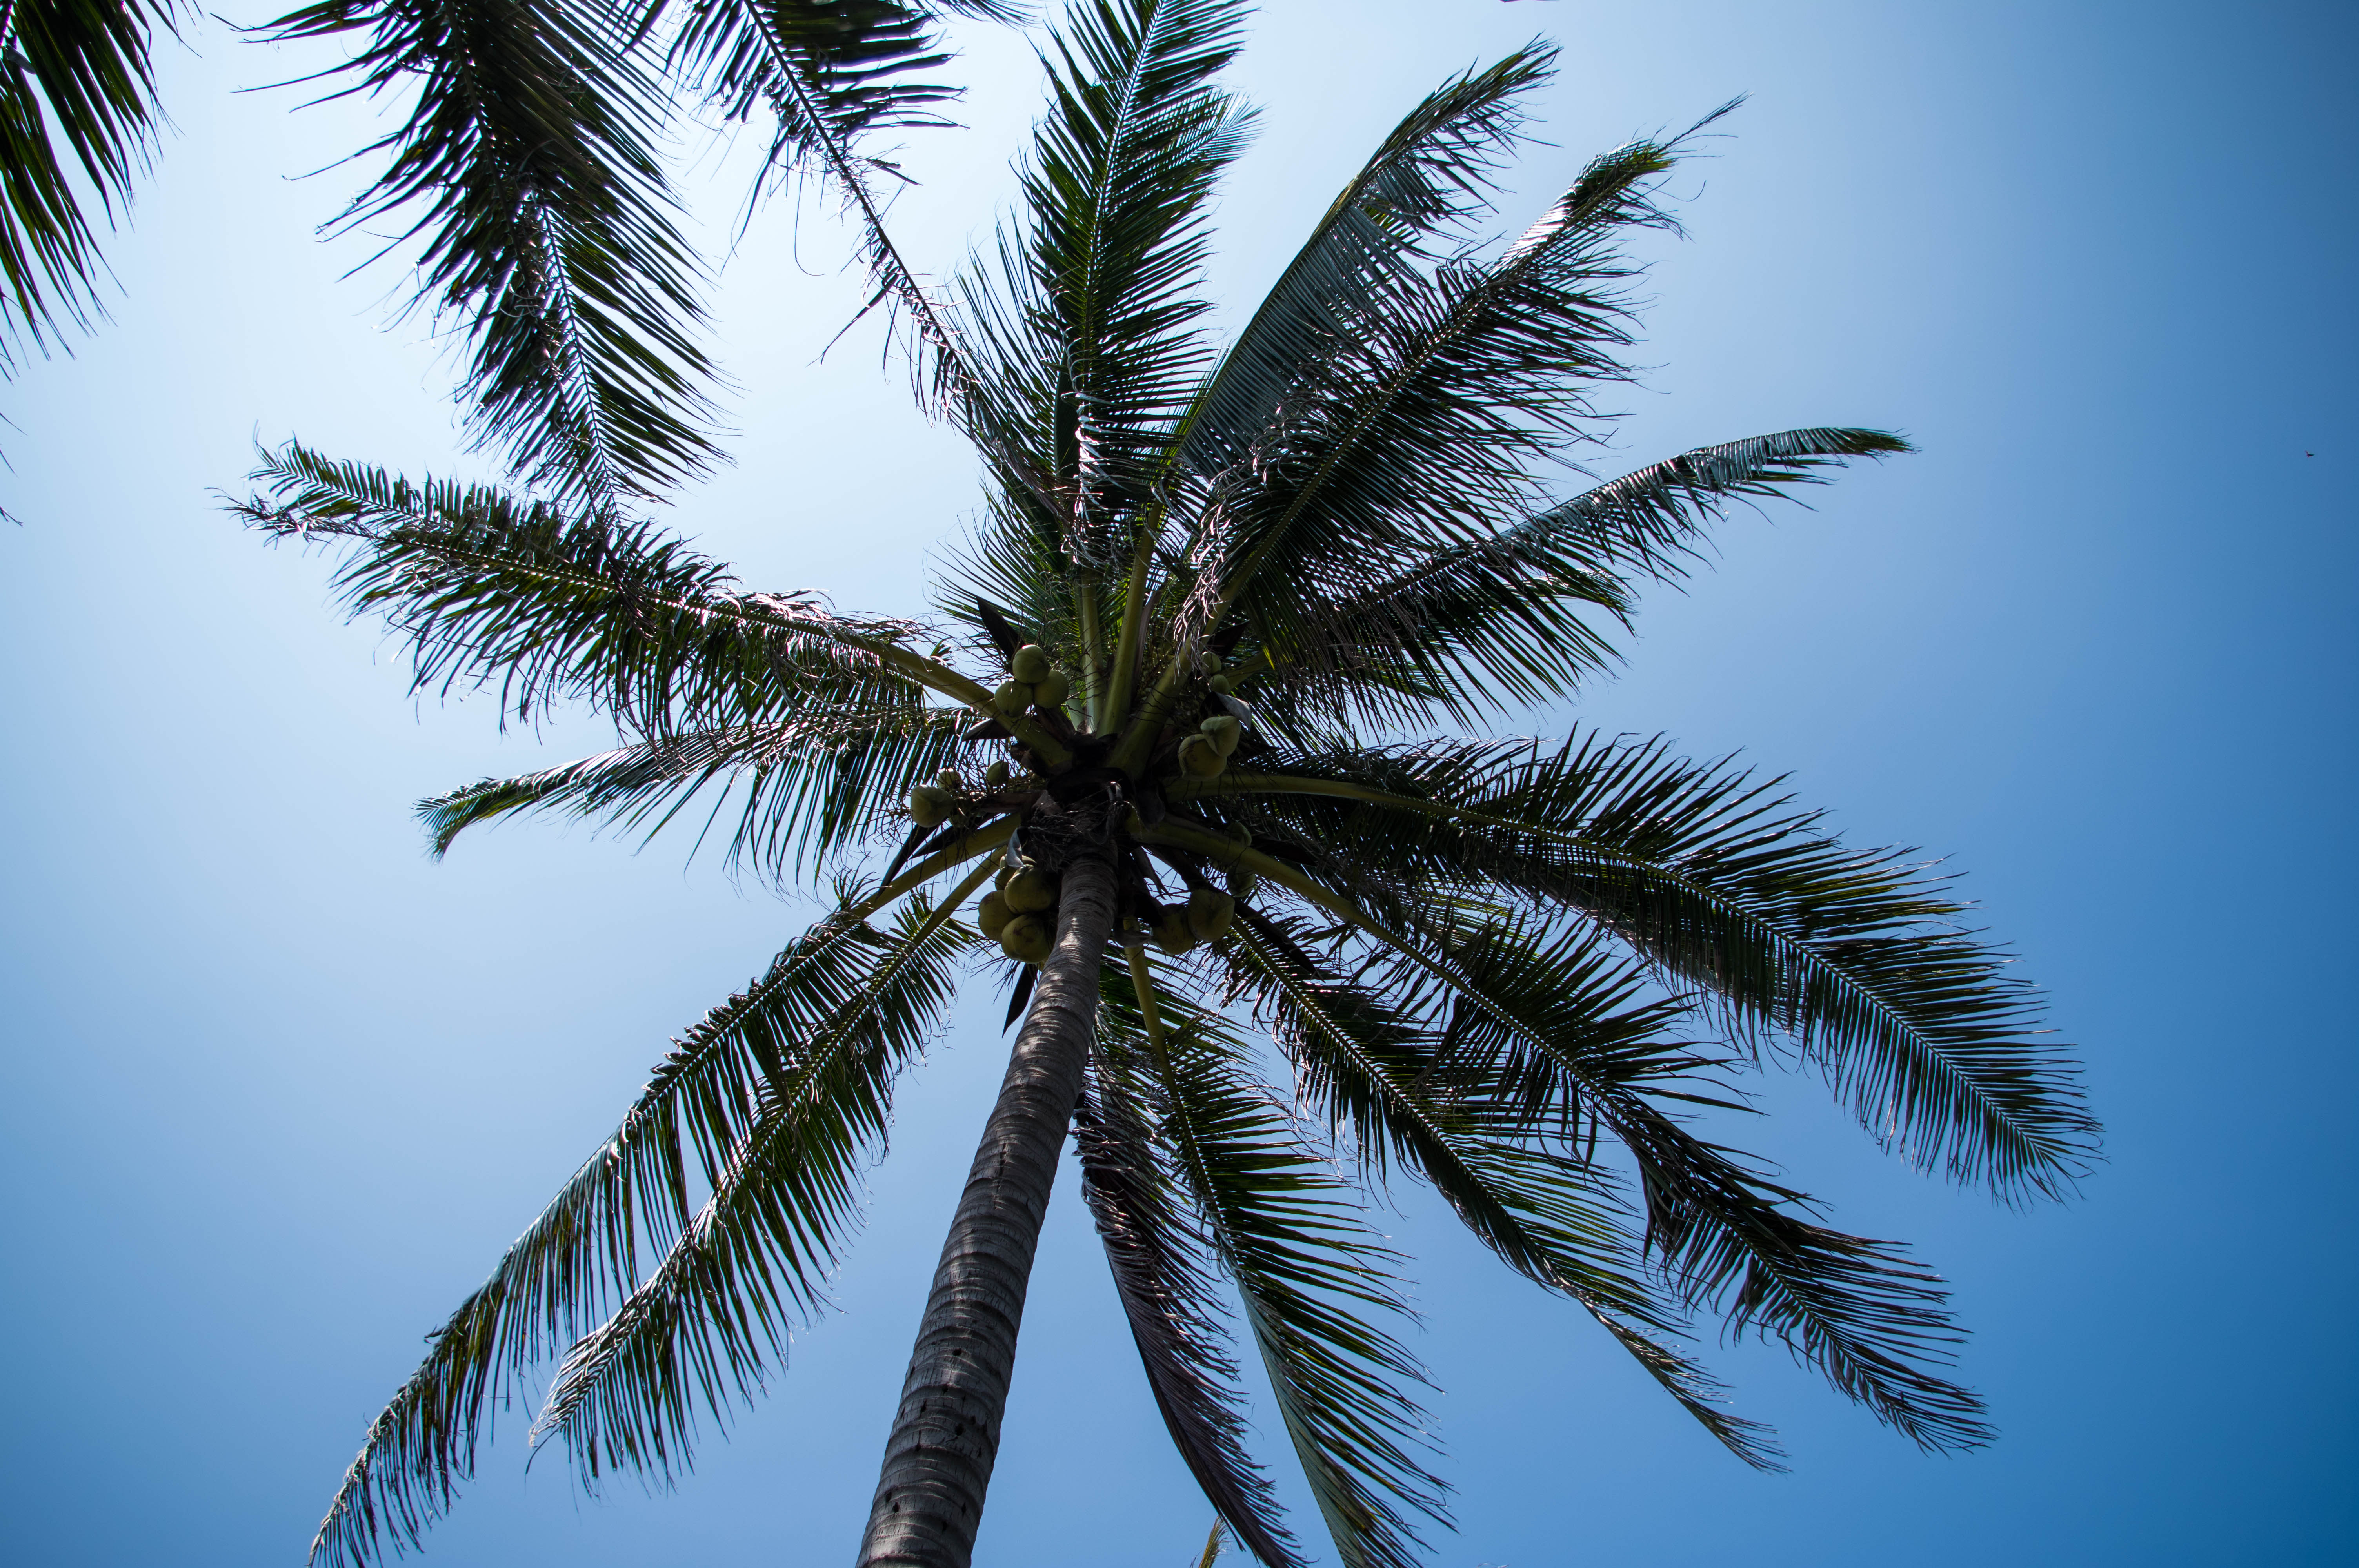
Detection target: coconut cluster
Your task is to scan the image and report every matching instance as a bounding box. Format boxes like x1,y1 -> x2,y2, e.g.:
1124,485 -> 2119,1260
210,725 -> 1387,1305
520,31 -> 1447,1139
991,643 -> 1072,720
974,855 -> 1061,965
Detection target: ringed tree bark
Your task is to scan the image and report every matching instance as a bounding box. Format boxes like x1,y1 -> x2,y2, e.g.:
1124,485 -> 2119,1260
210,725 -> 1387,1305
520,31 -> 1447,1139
856,807 -> 1121,1568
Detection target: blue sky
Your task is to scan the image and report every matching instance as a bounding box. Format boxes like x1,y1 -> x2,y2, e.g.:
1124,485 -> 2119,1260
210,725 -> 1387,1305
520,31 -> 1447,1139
1,2 -> 2351,1564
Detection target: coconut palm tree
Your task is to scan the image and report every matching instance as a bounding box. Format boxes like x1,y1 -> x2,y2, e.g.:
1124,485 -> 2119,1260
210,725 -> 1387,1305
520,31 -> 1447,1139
231,4 -> 2097,1567
0,0 -> 1014,511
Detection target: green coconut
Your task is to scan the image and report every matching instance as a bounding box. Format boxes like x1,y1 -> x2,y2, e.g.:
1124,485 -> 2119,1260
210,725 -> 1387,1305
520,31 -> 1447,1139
1186,888 -> 1236,944
993,863 -> 1015,895
907,785 -> 951,827
974,890 -> 1013,940
1199,714 -> 1241,757
1003,867 -> 1059,913
1207,673 -> 1232,696
985,760 -> 1010,787
1000,913 -> 1053,966
1149,906 -> 1197,953
1227,820 -> 1253,847
1177,734 -> 1226,778
1228,866 -> 1258,901
1011,644 -> 1052,683
936,768 -> 961,790
1033,669 -> 1071,710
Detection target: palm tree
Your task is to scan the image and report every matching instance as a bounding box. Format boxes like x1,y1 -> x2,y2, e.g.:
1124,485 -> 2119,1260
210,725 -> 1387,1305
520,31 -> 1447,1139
231,4 -> 2098,1567
0,0 -> 1016,510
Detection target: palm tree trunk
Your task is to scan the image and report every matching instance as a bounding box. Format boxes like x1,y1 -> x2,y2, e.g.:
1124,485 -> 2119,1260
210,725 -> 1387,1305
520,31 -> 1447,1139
855,851 -> 1119,1568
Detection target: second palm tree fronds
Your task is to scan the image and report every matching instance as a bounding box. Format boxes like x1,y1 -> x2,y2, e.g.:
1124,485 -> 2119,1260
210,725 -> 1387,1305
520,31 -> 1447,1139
233,6 -> 2097,1567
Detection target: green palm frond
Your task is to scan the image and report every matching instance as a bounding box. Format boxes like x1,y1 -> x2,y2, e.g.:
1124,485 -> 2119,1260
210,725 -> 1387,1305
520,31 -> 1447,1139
1165,43 -> 1551,485
1078,1018 -> 1299,1568
256,0 -> 722,508
1224,911 -> 1785,1470
1182,119 -> 1717,668
529,872 -> 987,1479
307,859 -> 996,1568
1177,737 -> 2098,1199
1245,427 -> 1908,730
0,0 -> 177,372
230,441 -> 973,736
417,704 -> 969,879
1117,957 -> 1448,1568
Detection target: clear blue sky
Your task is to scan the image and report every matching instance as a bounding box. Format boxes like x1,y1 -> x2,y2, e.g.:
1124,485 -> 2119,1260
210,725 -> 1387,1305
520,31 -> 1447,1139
2,2 -> 2351,1564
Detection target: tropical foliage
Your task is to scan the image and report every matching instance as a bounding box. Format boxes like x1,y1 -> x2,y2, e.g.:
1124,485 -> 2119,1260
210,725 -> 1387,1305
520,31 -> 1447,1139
228,3 -> 2096,1566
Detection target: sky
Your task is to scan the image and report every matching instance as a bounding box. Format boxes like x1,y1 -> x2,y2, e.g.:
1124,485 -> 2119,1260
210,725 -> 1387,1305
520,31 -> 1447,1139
1,1 -> 2352,1565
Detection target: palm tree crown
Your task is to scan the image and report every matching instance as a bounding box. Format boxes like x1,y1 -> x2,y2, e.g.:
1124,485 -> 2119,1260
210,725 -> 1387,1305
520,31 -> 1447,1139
233,4 -> 2097,1567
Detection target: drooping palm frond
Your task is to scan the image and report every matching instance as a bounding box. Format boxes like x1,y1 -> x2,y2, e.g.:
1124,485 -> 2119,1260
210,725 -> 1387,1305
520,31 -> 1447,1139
307,858 -> 998,1568
1079,1013 -> 1299,1568
1242,427 -> 1908,731
1164,43 -> 1552,486
231,441 -> 956,733
258,0 -> 722,508
0,0 -> 177,372
417,703 -> 969,880
1117,958 -> 1448,1568
1225,912 -> 1785,1470
529,871 -> 987,1480
1176,736 -> 2098,1200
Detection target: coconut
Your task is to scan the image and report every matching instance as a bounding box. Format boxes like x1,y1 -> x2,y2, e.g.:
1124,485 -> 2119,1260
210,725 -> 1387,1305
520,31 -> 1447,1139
1207,673 -> 1232,697
936,768 -> 961,790
994,863 -> 1015,895
1199,715 -> 1241,757
908,785 -> 951,827
1011,644 -> 1052,683
1186,888 -> 1236,943
992,680 -> 1033,715
1177,734 -> 1226,778
985,760 -> 1010,787
1003,867 -> 1059,913
1000,913 -> 1052,966
1227,820 -> 1253,847
1227,867 -> 1258,901
1033,669 -> 1071,710
975,890 -> 1013,940
1150,906 -> 1198,954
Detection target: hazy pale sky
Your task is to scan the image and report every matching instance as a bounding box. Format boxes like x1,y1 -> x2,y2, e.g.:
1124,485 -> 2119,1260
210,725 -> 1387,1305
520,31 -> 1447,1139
2,2 -> 2351,1564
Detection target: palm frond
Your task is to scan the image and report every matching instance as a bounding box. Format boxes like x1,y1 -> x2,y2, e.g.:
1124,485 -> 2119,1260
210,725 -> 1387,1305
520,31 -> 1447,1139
1165,43 -> 1552,484
231,441 -> 942,733
308,867 -> 989,1568
1079,1006 -> 1299,1568
257,0 -> 722,508
417,704 -> 969,880
529,873 -> 987,1480
1225,912 -> 1784,1469
1183,737 -> 2099,1200
1185,120 -> 1717,667
1114,960 -> 1448,1568
0,0 -> 177,370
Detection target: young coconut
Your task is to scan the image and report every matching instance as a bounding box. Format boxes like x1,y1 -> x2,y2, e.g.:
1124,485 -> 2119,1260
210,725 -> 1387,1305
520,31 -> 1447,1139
1185,887 -> 1236,944
936,768 -> 961,790
907,784 -> 952,827
974,890 -> 1013,940
1176,733 -> 1226,778
1207,673 -> 1232,697
984,760 -> 1010,787
992,679 -> 1033,715
1032,669 -> 1071,711
1003,866 -> 1059,914
1010,644 -> 1052,684
1149,906 -> 1197,954
999,913 -> 1053,966
1199,714 -> 1241,757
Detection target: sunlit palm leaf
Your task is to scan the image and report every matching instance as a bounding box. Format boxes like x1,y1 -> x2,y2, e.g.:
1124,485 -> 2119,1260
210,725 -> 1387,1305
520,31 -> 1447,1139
233,440 -> 936,733
308,872 -> 985,1568
418,704 -> 968,879
0,0 -> 176,371
1120,966 -> 1448,1568
1079,1018 -> 1299,1567
530,873 -> 987,1477
258,0 -> 721,507
1182,737 -> 2097,1199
